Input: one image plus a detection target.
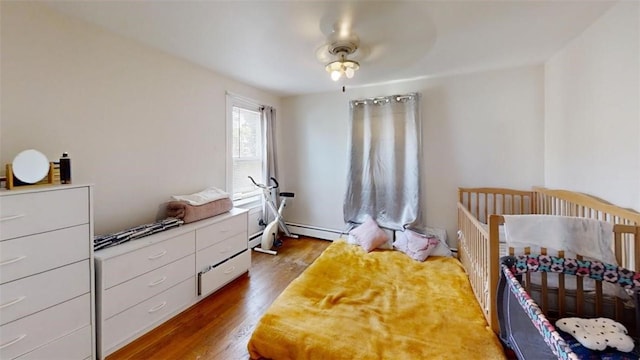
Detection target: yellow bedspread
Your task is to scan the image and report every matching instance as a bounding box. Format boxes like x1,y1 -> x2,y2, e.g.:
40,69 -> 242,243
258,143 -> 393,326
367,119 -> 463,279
248,240 -> 505,360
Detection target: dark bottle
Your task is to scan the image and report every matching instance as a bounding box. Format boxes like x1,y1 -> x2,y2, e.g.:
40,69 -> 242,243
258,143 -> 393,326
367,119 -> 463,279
60,152 -> 71,184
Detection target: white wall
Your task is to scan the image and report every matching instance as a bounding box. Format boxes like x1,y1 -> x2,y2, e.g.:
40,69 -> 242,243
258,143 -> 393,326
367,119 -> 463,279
545,1 -> 640,211
280,65 -> 545,245
1,3 -> 280,235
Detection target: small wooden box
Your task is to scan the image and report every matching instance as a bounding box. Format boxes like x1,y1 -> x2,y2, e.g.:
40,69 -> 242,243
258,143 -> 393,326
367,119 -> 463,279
5,162 -> 59,190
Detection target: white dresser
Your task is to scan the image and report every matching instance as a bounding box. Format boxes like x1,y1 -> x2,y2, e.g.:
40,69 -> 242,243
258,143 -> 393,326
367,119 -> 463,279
94,208 -> 249,359
0,184 -> 95,360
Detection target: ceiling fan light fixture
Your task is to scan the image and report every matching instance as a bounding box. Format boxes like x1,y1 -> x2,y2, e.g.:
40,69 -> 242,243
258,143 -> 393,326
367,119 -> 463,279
344,64 -> 356,79
325,54 -> 359,82
330,69 -> 342,81
323,37 -> 360,82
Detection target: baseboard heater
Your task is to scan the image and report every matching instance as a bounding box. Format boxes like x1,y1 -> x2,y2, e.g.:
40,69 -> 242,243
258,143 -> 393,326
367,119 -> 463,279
284,222 -> 345,241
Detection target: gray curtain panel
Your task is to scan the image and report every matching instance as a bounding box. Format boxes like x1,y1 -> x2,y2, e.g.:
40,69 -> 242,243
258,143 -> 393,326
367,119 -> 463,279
261,105 -> 278,224
343,93 -> 422,231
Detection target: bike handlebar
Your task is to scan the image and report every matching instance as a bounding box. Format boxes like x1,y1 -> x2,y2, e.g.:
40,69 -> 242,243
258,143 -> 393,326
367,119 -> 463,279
269,177 -> 279,189
248,176 -> 280,190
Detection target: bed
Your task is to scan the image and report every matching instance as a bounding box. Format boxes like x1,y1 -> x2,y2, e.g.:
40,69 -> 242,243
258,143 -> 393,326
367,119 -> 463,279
247,239 -> 506,360
457,187 -> 640,334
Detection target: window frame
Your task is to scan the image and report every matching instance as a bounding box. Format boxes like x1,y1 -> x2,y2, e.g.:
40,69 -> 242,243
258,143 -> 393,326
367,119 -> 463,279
226,93 -> 264,204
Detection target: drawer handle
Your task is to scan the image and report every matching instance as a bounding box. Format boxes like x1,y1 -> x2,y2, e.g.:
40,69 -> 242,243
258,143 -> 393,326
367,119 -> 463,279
223,266 -> 236,274
148,301 -> 167,313
0,214 -> 25,222
0,296 -> 26,309
0,256 -> 27,266
148,276 -> 167,287
0,334 -> 27,350
148,250 -> 167,260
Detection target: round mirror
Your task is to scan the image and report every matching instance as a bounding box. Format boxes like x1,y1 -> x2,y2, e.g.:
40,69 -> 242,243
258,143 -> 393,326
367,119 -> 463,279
12,149 -> 50,184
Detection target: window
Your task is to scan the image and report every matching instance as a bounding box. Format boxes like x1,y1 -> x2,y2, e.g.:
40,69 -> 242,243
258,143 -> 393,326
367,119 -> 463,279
227,95 -> 263,201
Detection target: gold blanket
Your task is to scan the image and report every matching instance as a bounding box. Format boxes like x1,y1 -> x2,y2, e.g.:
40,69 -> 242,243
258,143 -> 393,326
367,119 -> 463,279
248,240 -> 505,360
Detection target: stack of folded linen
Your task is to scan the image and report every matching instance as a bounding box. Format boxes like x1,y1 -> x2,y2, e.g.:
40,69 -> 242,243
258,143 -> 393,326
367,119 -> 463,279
166,186 -> 233,224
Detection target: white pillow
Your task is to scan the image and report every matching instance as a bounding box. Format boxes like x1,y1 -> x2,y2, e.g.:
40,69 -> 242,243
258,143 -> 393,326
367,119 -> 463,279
398,228 -> 452,257
556,317 -> 634,352
394,230 -> 440,261
348,216 -> 390,252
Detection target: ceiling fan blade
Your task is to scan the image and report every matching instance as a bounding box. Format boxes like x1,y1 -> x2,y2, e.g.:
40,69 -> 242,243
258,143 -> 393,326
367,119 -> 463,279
315,2 -> 435,67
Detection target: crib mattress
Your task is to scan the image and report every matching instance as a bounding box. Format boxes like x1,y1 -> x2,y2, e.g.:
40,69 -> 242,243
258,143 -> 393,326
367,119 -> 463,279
247,240 -> 505,360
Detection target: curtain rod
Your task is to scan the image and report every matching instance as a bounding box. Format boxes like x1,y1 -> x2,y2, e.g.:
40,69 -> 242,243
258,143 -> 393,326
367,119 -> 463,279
225,90 -> 275,109
351,92 -> 419,106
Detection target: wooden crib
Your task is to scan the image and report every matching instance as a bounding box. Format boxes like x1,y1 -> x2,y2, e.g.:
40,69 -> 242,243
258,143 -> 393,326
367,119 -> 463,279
457,187 -> 640,333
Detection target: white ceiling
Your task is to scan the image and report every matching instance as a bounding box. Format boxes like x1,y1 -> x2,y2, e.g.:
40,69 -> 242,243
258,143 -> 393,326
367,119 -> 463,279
45,1 -> 615,97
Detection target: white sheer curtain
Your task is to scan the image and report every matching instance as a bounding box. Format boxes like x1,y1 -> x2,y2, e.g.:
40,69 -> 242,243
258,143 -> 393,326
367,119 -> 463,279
343,93 -> 422,230
261,105 -> 278,224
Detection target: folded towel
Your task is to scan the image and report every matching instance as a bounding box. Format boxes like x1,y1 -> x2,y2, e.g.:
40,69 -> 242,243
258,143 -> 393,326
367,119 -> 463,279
171,187 -> 230,206
166,197 -> 233,224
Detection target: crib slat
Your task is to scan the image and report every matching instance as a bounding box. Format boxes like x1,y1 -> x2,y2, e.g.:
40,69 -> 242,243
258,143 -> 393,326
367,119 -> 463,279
635,229 -> 640,272
518,195 -> 522,214
557,250 -> 565,317
595,282 -> 603,317
615,231 -> 623,266
540,248 -> 548,313
557,275 -> 565,317
576,255 -> 584,315
615,297 -> 624,320
485,194 -> 490,220
506,194 -> 511,215
475,194 -> 479,222
524,247 -> 531,294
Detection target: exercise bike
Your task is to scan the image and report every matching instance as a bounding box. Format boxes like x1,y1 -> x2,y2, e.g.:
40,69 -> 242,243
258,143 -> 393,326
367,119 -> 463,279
248,176 -> 298,255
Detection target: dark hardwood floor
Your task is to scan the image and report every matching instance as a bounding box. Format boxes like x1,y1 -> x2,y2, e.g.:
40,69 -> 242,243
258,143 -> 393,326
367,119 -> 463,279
106,236 -> 330,360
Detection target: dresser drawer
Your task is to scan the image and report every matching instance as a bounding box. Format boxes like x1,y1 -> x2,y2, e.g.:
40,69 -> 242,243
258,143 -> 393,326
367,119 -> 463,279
101,231 -> 195,289
196,232 -> 247,272
102,254 -> 194,319
0,293 -> 90,360
0,225 -> 89,284
195,213 -> 247,251
0,187 -> 89,241
1,260 -> 90,326
15,325 -> 91,360
198,250 -> 250,297
101,278 -> 195,356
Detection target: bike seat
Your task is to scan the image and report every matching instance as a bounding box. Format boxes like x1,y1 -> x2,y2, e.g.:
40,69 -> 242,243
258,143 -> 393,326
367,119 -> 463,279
280,192 -> 295,198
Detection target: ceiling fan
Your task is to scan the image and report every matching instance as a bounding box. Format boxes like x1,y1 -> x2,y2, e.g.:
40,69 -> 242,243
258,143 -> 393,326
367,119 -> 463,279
320,30 -> 363,82
315,17 -> 370,83
314,2 -> 435,85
